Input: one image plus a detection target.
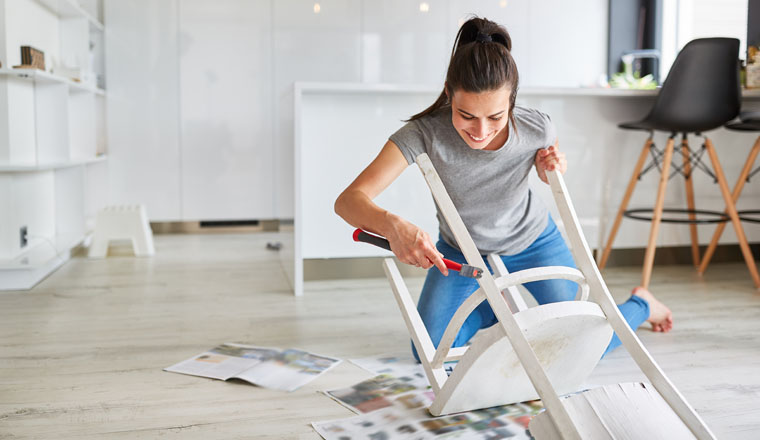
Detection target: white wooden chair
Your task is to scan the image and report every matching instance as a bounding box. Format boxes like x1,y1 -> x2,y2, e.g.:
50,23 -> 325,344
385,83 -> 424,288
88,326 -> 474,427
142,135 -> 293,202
381,153 -> 715,439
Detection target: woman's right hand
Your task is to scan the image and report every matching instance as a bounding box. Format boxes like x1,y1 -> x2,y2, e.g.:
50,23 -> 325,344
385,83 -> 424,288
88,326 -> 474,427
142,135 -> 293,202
385,216 -> 449,276
335,140 -> 448,275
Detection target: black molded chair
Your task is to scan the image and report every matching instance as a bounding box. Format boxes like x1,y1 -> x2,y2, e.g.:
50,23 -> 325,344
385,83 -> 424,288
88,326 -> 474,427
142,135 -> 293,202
698,113 -> 760,275
597,38 -> 760,289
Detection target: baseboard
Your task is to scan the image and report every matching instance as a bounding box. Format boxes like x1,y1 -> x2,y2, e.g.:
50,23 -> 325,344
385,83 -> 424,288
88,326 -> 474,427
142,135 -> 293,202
151,220 -> 280,234
601,243 -> 760,267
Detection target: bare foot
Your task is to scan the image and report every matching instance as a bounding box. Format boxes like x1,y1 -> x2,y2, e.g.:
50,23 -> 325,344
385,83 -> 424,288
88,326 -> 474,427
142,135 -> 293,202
632,286 -> 673,333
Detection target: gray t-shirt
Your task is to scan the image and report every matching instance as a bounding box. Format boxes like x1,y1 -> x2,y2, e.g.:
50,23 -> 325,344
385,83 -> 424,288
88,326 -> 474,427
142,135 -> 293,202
389,105 -> 555,255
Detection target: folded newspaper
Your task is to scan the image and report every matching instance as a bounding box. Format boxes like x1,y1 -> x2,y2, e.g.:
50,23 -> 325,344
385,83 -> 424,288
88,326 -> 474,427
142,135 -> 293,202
164,342 -> 341,392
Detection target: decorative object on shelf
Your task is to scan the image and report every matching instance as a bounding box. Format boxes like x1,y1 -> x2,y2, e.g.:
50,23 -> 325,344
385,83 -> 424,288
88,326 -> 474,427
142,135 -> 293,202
609,53 -> 658,90
55,65 -> 87,83
746,46 -> 760,88
14,46 -> 45,70
88,205 -> 155,258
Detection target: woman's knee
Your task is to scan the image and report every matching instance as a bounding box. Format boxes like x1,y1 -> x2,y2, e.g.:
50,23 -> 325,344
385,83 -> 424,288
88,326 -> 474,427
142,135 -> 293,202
524,279 -> 578,304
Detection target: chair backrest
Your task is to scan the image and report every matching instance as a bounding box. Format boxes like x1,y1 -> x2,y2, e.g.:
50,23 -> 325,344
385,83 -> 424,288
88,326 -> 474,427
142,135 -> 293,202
646,38 -> 740,133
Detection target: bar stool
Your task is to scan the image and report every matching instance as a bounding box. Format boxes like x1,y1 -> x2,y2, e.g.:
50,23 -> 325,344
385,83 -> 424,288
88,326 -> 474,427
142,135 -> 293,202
597,38 -> 760,289
697,113 -> 760,275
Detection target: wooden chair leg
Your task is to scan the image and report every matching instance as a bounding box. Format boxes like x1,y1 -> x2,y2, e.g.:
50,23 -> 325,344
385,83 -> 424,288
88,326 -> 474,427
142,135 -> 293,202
699,136 -> 760,276
598,137 -> 653,269
641,136 -> 676,289
681,136 -> 700,267
702,138 -> 760,288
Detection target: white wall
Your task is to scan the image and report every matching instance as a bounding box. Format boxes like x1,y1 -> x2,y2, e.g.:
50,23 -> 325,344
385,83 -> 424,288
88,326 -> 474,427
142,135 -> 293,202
106,0 -> 609,222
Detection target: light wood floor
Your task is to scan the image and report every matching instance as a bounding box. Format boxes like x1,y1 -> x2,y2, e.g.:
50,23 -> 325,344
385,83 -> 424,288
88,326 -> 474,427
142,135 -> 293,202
1,232 -> 759,439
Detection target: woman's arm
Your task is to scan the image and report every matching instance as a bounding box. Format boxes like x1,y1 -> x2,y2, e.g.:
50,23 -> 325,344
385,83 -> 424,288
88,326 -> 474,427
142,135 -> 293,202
534,138 -> 567,184
334,140 -> 448,275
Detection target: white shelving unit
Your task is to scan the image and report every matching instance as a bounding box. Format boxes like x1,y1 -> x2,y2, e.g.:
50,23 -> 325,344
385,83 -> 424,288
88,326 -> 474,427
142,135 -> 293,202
0,67 -> 105,94
0,0 -> 106,290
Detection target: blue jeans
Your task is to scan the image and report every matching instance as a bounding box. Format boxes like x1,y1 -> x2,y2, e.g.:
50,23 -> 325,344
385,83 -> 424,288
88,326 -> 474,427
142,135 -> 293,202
412,215 -> 649,362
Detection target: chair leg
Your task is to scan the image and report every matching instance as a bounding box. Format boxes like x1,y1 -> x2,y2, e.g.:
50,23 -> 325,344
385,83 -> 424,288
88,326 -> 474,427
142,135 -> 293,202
598,137 -> 653,269
701,138 -> 760,288
641,136 -> 676,289
382,258 -> 449,391
681,136 -> 700,267
699,136 -> 760,275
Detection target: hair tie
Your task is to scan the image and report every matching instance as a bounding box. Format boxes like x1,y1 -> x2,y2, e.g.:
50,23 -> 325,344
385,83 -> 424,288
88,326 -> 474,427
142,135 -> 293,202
475,32 -> 492,43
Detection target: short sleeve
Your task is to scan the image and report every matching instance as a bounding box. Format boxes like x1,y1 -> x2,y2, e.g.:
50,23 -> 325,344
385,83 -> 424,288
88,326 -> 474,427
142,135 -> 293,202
513,106 -> 556,152
389,120 -> 427,165
540,111 -> 557,148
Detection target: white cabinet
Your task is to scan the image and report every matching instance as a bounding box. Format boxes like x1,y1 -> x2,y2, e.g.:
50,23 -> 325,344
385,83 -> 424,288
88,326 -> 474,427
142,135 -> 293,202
103,0 -> 612,224
273,0 -> 362,219
361,0 -> 448,84
0,0 -> 107,290
104,0 -> 181,221
525,0 -> 607,87
179,0 -> 274,220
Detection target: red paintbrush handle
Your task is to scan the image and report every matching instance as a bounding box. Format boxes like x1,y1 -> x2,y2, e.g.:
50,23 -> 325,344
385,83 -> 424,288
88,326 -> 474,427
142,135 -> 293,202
444,259 -> 463,271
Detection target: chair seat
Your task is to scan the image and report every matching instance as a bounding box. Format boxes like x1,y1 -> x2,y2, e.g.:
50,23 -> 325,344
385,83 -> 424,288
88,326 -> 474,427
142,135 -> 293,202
619,119 -> 659,131
723,111 -> 760,131
739,110 -> 760,121
725,120 -> 760,132
429,301 -> 613,416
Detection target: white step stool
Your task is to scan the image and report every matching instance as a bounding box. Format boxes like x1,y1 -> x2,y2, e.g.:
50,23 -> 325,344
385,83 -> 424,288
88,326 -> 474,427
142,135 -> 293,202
88,205 -> 155,258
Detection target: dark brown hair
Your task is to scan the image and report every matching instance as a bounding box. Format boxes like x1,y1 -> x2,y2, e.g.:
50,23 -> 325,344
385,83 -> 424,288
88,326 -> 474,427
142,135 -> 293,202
408,16 -> 519,131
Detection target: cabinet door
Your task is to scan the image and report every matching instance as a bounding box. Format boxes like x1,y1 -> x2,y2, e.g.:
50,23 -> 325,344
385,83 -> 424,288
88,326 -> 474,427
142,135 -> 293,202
179,0 -> 274,220
361,0 -> 449,85
105,0 -> 182,221
273,0 -> 362,219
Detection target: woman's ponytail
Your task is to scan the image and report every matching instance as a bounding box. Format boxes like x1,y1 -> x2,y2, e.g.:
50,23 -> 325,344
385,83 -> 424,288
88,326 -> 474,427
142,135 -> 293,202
408,16 -> 519,130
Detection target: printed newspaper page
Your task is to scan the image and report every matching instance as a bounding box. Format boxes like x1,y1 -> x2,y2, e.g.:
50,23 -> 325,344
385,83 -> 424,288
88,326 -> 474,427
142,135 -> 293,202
326,374 -> 434,414
317,354 -> 543,439
313,395 -> 542,440
165,343 -> 340,391
235,348 -> 341,392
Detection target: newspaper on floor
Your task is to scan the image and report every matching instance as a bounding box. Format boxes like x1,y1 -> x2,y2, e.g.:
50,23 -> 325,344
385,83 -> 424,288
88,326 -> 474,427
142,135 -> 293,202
164,342 -> 341,392
330,354 -> 461,414
350,354 -> 428,382
319,354 -> 544,439
313,394 -> 543,440
325,374 -> 435,413
350,353 -> 457,381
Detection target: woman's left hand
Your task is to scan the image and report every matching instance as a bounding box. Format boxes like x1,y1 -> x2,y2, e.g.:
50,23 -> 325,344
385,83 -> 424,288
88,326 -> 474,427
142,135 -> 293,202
534,139 -> 566,184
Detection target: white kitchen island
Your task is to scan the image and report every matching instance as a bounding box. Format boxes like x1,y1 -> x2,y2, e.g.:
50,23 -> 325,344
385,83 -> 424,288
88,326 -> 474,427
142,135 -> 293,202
286,82 -> 760,296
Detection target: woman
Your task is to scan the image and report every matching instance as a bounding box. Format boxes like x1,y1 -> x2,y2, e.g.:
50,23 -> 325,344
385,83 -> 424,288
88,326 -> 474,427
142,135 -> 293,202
334,17 -> 672,360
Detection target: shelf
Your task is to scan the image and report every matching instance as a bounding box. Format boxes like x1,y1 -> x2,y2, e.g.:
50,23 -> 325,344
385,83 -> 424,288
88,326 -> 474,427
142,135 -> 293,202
34,0 -> 104,31
0,68 -> 106,95
0,155 -> 106,173
0,0 -> 106,292
295,82 -> 760,99
0,231 -> 94,291
0,231 -> 90,268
